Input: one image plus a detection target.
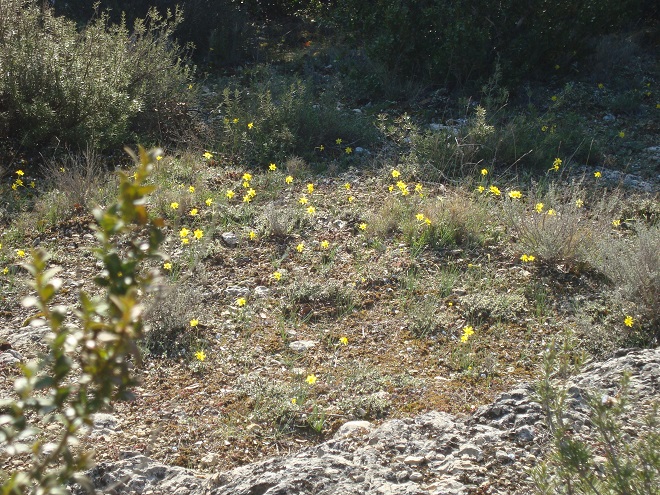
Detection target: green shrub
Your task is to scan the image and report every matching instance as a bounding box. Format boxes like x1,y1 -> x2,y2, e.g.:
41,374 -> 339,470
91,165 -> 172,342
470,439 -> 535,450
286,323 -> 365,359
0,147 -> 164,493
0,1 -> 194,152
533,339 -> 660,495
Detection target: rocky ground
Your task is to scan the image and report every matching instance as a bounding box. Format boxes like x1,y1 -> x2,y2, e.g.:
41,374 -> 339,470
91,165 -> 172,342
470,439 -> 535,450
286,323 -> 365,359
68,348 -> 659,495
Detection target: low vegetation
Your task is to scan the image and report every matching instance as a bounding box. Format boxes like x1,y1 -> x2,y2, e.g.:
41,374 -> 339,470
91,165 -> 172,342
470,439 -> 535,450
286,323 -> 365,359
0,1 -> 658,493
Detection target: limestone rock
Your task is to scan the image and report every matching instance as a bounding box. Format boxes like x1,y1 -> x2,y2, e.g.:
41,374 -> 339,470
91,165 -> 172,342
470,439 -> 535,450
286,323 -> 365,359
78,348 -> 659,495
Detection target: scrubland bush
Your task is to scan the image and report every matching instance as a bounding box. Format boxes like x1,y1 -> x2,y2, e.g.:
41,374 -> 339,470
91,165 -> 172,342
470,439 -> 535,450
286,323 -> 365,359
0,147 -> 164,493
328,0 -> 650,87
0,1 -> 194,152
533,339 -> 660,495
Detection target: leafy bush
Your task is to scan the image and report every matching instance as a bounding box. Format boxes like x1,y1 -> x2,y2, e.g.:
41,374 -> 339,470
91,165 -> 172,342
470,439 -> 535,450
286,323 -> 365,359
533,340 -> 660,495
0,147 -> 164,493
0,1 -> 194,152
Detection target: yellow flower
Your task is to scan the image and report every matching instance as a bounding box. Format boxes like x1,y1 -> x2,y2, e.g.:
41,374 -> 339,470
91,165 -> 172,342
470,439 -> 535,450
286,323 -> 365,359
612,219 -> 621,227
348,196 -> 354,202
189,208 -> 198,216
242,173 -> 252,182
2,267 -> 8,275
16,170 -> 24,176
171,202 -> 179,209
547,209 -> 557,216
335,138 -> 343,145
247,188 -> 256,198
272,271 -> 282,281
489,185 -> 501,196
29,181 -> 35,188
296,242 -> 304,253
550,158 -> 562,172
415,183 -> 423,194
345,147 -> 352,154
306,374 -> 317,385
16,250 -> 25,258
339,336 -> 348,346
243,194 -> 252,203
269,163 -> 277,171
624,315 -> 634,327
520,254 -> 535,262
344,183 -> 351,190
243,181 -> 250,188
291,398 -> 297,404
481,168 -> 488,176
535,203 -> 544,213
232,118 -> 239,124
460,326 -> 474,343
508,190 -> 522,199
236,297 -> 247,307
319,145 -> 324,151
156,155 -> 163,161
189,186 -> 195,193
594,171 -> 602,178
541,125 -> 548,132
205,198 -> 213,206
181,237 -> 190,245
388,185 -> 394,192
307,183 -> 314,194
575,199 -> 584,208
249,231 -> 257,240
551,95 -> 558,101
190,319 -> 199,327
188,84 -> 193,90
285,175 -> 294,184
359,223 -> 367,231
618,131 -> 625,138
194,229 -> 204,240
391,169 -> 400,178
195,350 -> 206,361
203,151 -> 213,160
15,179 -> 23,187
416,213 -> 425,222
477,185 -> 485,193
424,218 -> 431,226
598,83 -> 604,89
180,228 -> 190,238
320,240 -> 329,250
307,206 -> 316,215
164,262 -> 172,270
299,196 -> 308,205
226,190 -> 235,199
247,122 -> 254,129
11,183 -> 17,190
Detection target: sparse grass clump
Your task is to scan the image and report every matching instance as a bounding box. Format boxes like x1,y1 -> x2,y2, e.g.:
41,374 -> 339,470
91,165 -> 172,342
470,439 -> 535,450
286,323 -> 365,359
589,224 -> 660,338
